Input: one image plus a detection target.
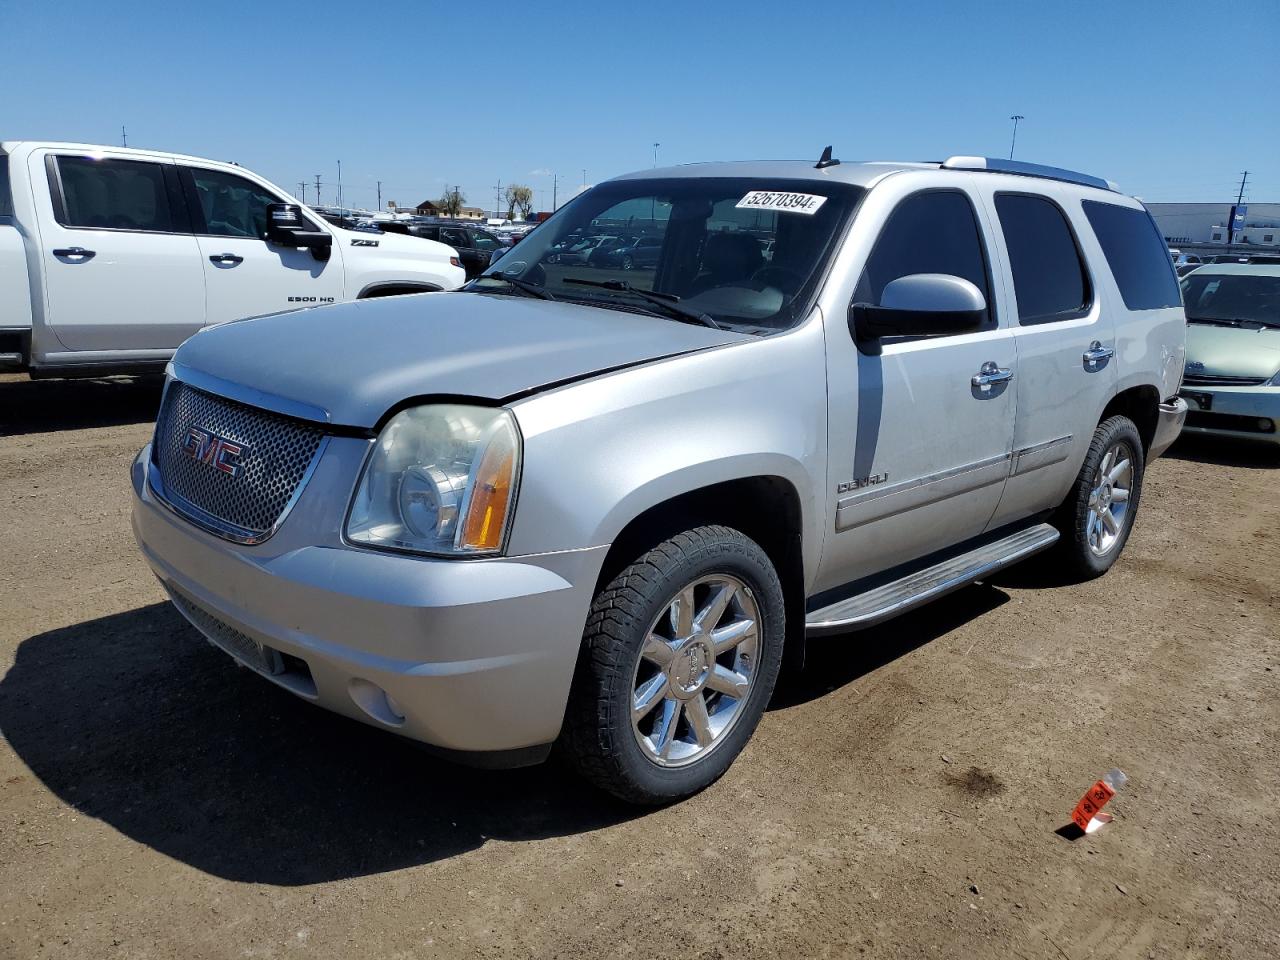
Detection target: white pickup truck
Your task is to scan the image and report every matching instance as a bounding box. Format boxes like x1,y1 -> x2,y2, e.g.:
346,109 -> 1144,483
0,141 -> 465,378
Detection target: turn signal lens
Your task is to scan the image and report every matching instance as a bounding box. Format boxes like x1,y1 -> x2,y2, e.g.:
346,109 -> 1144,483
450,256 -> 463,268
458,420 -> 519,551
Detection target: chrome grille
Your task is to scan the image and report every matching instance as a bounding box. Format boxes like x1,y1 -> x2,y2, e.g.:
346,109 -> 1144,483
1182,373 -> 1269,387
152,381 -> 325,542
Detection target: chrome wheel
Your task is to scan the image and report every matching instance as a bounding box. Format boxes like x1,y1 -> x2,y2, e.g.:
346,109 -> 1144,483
630,574 -> 760,768
1086,440 -> 1134,556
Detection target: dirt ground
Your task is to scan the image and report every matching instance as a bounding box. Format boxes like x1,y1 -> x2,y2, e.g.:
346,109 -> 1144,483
1,372 -> 1277,960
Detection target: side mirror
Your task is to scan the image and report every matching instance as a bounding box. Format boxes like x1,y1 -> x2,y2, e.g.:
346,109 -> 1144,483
265,203 -> 334,260
850,273 -> 986,342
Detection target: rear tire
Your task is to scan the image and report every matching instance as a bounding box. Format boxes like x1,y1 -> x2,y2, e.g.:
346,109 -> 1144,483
559,525 -> 785,805
1054,415 -> 1145,579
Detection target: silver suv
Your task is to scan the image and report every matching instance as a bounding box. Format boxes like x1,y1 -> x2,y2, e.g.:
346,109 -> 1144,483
132,153 -> 1187,803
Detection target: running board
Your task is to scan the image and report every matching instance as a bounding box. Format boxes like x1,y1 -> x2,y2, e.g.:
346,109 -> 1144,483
805,523 -> 1060,635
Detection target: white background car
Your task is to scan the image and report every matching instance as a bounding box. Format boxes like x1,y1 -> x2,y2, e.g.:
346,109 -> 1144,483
0,141 -> 466,378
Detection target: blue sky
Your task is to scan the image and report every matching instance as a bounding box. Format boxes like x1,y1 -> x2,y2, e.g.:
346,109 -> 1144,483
2,0 -> 1276,212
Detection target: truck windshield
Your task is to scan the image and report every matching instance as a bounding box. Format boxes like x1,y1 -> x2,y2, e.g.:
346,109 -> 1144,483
471,177 -> 863,333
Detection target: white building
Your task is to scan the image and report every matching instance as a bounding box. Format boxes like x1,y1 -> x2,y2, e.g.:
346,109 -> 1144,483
1147,202 -> 1280,247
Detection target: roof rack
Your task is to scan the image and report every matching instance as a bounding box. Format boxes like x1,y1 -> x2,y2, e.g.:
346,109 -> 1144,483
941,156 -> 1119,193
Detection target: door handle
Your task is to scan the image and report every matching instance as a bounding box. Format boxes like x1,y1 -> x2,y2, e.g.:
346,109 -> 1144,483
1083,341 -> 1115,365
972,361 -> 1014,389
52,247 -> 96,261
209,253 -> 245,265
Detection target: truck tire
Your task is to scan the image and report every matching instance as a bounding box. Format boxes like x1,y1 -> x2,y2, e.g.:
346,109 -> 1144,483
1055,415 -> 1145,579
559,525 -> 784,804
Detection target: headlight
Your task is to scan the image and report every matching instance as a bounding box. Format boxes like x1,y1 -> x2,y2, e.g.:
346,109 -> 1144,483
346,404 -> 520,556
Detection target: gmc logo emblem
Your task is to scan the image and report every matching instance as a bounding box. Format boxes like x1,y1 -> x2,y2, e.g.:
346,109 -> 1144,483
182,426 -> 249,478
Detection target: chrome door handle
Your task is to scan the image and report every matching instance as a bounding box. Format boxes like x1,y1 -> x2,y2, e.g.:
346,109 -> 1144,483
1083,341 -> 1115,365
972,361 -> 1014,389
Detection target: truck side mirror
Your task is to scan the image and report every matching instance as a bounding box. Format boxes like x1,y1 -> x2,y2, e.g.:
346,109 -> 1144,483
265,203 -> 334,261
850,273 -> 986,342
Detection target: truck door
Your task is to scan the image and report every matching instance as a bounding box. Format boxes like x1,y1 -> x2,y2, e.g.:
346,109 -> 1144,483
180,165 -> 344,327
34,152 -> 206,351
818,181 -> 1017,591
976,184 -> 1117,529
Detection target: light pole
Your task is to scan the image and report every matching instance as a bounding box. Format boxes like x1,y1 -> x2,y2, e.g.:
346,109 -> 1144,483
653,142 -> 660,167
1008,115 -> 1024,160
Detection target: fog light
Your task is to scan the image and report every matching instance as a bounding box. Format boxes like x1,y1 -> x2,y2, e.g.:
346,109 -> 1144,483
348,678 -> 406,726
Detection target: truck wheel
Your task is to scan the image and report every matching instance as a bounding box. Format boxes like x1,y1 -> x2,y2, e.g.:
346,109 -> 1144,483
1055,415 -> 1145,579
560,525 -> 784,804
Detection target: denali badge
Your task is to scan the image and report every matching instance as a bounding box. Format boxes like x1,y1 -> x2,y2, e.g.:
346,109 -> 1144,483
182,426 -> 249,478
837,473 -> 889,494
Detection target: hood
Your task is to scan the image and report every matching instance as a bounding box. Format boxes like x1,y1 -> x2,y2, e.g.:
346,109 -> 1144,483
172,292 -> 749,428
1185,322 -> 1280,381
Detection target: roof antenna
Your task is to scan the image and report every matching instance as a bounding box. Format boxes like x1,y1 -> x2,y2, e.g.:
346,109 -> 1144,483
815,145 -> 840,169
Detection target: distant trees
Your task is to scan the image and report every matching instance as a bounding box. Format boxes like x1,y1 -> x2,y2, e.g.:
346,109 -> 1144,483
439,187 -> 465,217
505,184 -> 534,220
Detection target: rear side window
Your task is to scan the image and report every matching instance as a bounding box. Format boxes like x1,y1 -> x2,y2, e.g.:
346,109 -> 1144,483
0,155 -> 12,217
57,156 -> 175,232
1082,201 -> 1181,310
855,190 -> 993,327
995,193 -> 1090,324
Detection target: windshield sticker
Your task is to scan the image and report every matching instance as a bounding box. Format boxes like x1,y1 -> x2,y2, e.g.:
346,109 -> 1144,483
735,191 -> 828,215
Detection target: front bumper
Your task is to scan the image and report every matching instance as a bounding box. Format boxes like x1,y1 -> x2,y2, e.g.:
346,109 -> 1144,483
1178,385 -> 1280,446
131,444 -> 607,764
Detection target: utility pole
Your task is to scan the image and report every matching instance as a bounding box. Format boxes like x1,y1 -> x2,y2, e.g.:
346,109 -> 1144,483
552,173 -> 558,211
314,174 -> 322,208
653,142 -> 660,167
121,125 -> 128,147
298,181 -> 307,204
336,160 -> 342,208
582,168 -> 587,189
1227,171 -> 1249,245
1008,115 -> 1024,160
494,178 -> 502,219
376,180 -> 382,211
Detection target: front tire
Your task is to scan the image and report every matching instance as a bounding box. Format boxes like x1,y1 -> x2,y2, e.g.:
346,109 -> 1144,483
559,525 -> 785,804
1055,415 -> 1145,578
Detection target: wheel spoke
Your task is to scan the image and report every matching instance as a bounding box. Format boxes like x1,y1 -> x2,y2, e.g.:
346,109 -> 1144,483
1108,457 -> 1131,485
695,583 -> 734,633
1088,489 -> 1100,509
685,695 -> 713,747
1110,487 -> 1130,503
1099,448 -> 1115,479
669,586 -> 695,638
1100,507 -> 1119,535
633,674 -> 669,721
706,664 -> 750,699
641,633 -> 675,666
654,700 -> 682,757
710,617 -> 756,654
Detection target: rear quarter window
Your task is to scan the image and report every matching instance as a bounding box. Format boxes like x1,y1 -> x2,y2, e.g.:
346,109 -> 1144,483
1082,200 -> 1181,310
0,155 -> 12,217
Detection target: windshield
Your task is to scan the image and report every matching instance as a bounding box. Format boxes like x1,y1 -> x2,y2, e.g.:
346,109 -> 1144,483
471,177 -> 863,333
1181,273 -> 1280,326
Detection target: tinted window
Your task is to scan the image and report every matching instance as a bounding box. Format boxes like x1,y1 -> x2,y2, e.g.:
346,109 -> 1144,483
440,228 -> 469,248
58,156 -> 175,232
472,231 -> 502,250
1082,201 -> 1181,310
1181,273 -> 1280,326
995,193 -> 1090,324
0,155 -> 12,217
189,167 -> 282,238
855,190 -> 992,326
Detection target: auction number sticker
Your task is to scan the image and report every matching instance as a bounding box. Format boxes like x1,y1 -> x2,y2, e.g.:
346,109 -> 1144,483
735,191 -> 828,215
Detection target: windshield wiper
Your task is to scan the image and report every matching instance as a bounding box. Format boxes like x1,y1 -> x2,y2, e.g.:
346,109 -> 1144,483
563,277 -> 721,329
1187,316 -> 1272,330
472,271 -> 557,301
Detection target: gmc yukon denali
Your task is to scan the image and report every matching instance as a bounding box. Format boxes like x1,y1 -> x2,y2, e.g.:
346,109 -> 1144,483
131,153 -> 1187,803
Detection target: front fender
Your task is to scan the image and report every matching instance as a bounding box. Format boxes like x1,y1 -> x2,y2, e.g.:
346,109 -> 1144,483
506,322 -> 828,588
